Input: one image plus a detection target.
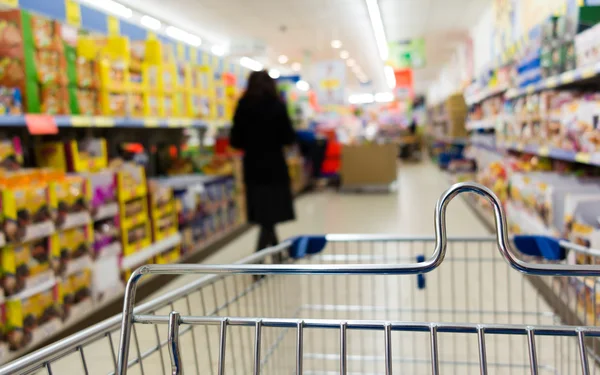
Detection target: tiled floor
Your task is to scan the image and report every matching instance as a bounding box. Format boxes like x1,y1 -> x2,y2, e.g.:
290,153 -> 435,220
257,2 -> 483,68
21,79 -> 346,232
14,162 -> 596,374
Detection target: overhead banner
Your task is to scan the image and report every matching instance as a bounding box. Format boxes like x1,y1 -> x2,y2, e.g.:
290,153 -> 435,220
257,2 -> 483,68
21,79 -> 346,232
313,60 -> 346,106
387,38 -> 426,69
394,69 -> 414,99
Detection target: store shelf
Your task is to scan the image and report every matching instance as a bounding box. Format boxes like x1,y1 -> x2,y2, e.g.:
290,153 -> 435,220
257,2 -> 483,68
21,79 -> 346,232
0,221 -> 248,365
429,135 -> 469,146
0,116 -> 208,129
500,142 -> 600,166
120,233 -> 182,270
466,117 -> 499,131
505,62 -> 600,100
465,85 -> 508,106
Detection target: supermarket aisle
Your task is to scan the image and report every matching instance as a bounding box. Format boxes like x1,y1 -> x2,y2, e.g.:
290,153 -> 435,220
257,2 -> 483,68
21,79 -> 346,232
156,161 -> 489,293
39,162 -> 587,375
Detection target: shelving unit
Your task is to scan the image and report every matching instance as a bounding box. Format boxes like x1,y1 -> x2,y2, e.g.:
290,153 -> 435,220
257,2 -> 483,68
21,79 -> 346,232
505,62 -> 600,99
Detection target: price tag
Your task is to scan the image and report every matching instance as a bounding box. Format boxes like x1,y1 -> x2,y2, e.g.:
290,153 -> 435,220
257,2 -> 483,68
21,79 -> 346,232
65,0 -> 81,28
561,71 -> 576,84
70,116 -> 92,127
145,118 -> 159,127
546,77 -> 558,88
25,114 -> 58,135
94,117 -> 115,127
107,16 -> 120,36
575,153 -> 591,164
0,0 -> 18,7
538,146 -> 549,156
147,31 -> 157,40
581,67 -> 596,79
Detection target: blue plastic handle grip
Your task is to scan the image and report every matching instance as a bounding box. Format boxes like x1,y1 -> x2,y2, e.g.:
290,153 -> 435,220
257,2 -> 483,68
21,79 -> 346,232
289,236 -> 328,259
513,235 -> 566,261
416,254 -> 426,289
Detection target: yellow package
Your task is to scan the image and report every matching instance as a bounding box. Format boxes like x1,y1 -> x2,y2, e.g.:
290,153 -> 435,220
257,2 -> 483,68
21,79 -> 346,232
1,244 -> 30,296
1,179 -> 51,241
6,293 -> 36,350
154,246 -> 180,265
71,269 -> 91,304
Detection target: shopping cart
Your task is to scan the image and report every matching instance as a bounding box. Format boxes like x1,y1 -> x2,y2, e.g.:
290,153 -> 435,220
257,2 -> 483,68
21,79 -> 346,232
2,182 -> 600,375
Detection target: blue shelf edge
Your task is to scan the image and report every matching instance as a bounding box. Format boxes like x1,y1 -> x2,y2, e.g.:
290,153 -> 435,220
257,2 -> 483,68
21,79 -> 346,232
0,116 -> 208,129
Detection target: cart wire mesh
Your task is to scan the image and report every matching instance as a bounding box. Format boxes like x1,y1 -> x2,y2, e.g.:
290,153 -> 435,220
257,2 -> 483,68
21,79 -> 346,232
1,182 -> 600,375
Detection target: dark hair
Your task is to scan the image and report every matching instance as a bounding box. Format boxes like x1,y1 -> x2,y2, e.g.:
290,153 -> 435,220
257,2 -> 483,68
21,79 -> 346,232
243,70 -> 278,100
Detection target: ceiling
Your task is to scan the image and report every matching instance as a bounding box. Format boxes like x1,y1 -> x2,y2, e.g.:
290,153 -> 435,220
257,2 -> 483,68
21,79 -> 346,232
118,0 -> 491,95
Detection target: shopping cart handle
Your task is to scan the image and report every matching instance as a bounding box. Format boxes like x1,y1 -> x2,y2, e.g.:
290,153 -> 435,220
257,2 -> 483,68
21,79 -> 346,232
289,236 -> 327,259
513,235 -> 566,261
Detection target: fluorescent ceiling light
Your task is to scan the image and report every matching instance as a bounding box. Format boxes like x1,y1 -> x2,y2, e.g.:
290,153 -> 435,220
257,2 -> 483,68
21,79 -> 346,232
296,80 -> 310,91
291,62 -> 302,71
88,0 -> 133,18
349,93 -> 374,104
331,40 -> 342,49
278,55 -> 289,64
269,69 -> 280,79
365,0 -> 389,60
240,57 -> 263,71
166,26 -> 202,46
211,45 -> 225,56
340,50 -> 349,59
384,65 -> 396,89
375,92 -> 394,102
347,59 -> 355,67
140,15 -> 161,30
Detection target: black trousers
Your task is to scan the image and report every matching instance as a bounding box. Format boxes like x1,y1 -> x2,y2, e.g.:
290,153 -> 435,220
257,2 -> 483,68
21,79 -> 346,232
257,224 -> 279,252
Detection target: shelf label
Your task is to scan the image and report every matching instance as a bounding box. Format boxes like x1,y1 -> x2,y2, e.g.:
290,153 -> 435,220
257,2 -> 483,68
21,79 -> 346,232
546,77 -> 558,88
65,0 -> 81,28
582,67 -> 596,79
145,118 -> 159,127
25,114 -> 58,135
538,146 -> 549,156
562,71 -> 576,84
575,153 -> 591,164
94,117 -> 115,127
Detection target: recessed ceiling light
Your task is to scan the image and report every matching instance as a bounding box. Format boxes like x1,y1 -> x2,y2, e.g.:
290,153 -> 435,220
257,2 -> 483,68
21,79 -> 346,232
331,40 -> 342,49
211,45 -> 225,56
347,59 -> 355,67
269,69 -> 281,79
340,50 -> 349,59
291,62 -> 302,71
296,80 -> 310,91
140,15 -> 161,30
278,55 -> 288,64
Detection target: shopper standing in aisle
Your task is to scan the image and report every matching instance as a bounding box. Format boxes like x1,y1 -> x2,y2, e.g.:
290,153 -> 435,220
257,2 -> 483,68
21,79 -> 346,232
230,70 -> 296,254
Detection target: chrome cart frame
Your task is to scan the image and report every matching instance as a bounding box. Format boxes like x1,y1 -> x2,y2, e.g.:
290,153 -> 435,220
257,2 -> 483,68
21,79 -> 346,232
2,182 -> 600,375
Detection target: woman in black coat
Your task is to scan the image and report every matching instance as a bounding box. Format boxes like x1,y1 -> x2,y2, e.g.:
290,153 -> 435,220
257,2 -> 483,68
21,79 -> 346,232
230,70 -> 296,252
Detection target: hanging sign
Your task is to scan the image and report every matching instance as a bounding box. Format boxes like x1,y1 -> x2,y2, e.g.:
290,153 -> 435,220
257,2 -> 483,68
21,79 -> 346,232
313,60 -> 346,106
394,68 -> 414,99
388,38 -> 426,69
